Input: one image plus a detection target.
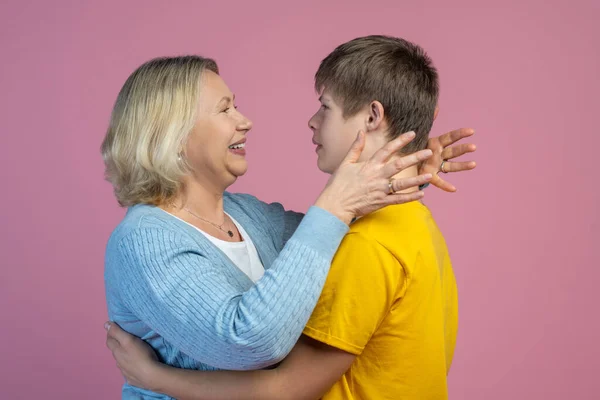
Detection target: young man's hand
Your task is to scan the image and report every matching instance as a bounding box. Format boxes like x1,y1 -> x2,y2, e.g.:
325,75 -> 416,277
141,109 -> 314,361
421,128 -> 477,192
105,322 -> 160,391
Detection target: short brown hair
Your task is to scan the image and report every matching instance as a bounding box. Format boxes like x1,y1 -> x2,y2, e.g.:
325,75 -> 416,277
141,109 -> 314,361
315,35 -> 439,153
101,55 -> 219,207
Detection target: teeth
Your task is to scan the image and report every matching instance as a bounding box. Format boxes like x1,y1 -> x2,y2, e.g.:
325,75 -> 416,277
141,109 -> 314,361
229,143 -> 245,150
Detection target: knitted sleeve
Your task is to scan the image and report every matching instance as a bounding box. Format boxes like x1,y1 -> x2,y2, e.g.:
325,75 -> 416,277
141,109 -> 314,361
115,206 -> 348,370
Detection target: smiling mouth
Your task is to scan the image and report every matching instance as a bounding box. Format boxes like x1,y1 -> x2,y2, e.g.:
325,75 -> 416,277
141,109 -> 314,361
228,142 -> 246,150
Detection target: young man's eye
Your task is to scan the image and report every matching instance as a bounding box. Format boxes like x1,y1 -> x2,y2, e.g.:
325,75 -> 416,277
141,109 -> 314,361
320,104 -> 328,111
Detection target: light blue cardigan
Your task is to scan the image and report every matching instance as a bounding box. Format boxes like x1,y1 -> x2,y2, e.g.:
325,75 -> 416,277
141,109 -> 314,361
105,192 -> 348,399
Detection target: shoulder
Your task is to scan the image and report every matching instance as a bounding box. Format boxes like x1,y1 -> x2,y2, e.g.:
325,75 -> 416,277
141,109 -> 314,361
331,231 -> 399,273
341,230 -> 396,255
351,203 -> 434,248
225,192 -> 270,219
351,203 -> 449,280
224,192 -> 265,209
106,204 -> 197,258
224,191 -> 287,229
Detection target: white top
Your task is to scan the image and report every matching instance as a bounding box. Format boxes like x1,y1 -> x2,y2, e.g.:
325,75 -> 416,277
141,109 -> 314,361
160,210 -> 265,282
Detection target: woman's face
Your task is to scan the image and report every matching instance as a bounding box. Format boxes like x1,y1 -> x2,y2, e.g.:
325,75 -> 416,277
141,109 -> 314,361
184,71 -> 253,189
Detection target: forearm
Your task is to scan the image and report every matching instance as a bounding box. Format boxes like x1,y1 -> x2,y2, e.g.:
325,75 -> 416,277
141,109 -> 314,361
146,337 -> 351,400
148,365 -> 284,400
209,207 -> 348,367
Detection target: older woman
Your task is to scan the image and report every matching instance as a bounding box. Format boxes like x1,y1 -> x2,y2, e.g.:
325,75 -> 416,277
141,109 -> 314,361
102,55 -> 469,399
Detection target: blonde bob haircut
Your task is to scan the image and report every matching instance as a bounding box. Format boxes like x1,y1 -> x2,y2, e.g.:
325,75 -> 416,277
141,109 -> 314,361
101,55 -> 219,207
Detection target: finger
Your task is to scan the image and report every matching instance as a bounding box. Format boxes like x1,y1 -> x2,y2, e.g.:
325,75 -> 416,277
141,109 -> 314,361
106,322 -> 134,348
441,143 -> 477,160
429,174 -> 457,193
381,190 -> 425,206
438,128 -> 475,148
106,337 -> 120,352
442,160 -> 477,173
370,131 -> 416,164
391,173 -> 432,193
382,149 -> 432,178
105,321 -> 128,342
341,130 -> 366,164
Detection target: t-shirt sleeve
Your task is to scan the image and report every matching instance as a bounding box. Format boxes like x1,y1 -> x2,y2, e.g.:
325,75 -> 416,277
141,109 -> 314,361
303,232 -> 406,355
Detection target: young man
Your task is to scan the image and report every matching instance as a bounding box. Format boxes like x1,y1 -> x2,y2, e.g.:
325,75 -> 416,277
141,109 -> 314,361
106,35 -> 468,399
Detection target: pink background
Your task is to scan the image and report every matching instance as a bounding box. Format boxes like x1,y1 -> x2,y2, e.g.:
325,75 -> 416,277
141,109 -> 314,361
1,0 -> 598,398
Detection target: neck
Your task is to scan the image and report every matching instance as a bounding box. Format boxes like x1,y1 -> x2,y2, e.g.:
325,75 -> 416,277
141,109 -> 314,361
390,164 -> 420,193
163,177 -> 228,221
361,132 -> 422,194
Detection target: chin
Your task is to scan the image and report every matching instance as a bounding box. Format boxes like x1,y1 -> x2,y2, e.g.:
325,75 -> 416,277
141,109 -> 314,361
230,162 -> 248,177
317,159 -> 334,174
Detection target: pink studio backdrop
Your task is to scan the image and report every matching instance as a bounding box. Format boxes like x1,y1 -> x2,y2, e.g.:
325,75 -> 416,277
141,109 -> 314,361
1,0 -> 598,398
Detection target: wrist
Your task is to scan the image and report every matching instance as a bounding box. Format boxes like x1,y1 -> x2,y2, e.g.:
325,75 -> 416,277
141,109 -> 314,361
145,362 -> 170,393
314,196 -> 353,225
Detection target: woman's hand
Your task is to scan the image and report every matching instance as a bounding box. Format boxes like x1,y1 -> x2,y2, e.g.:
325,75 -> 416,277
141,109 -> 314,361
421,128 -> 477,192
315,131 -> 433,224
105,322 -> 161,391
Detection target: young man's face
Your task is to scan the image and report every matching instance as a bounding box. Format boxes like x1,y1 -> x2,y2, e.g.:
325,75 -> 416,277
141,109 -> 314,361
308,90 -> 366,174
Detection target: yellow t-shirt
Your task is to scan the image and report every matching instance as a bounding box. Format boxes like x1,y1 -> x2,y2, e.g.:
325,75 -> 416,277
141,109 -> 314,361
303,202 -> 458,400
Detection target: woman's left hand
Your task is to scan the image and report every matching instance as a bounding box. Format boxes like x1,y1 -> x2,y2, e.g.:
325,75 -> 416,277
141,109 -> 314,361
105,322 -> 160,391
421,128 -> 477,192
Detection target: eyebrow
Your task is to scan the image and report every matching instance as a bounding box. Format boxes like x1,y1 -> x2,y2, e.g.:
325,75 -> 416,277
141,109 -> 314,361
217,94 -> 236,108
318,95 -> 331,104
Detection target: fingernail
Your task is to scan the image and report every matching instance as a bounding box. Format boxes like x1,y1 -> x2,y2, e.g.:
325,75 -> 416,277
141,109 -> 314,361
406,131 -> 415,137
424,173 -> 432,179
104,322 -> 111,331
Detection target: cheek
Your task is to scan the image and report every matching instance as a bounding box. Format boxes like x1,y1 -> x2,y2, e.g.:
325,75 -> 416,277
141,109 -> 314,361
185,137 -> 210,169
320,118 -> 339,146
323,124 -> 355,154
204,120 -> 235,150
186,125 -> 224,166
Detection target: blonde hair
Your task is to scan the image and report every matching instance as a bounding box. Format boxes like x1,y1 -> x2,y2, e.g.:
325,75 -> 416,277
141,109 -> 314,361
101,55 -> 219,206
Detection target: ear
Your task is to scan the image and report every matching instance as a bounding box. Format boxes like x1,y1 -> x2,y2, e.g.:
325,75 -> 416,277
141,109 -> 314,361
366,101 -> 385,132
433,105 -> 439,121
